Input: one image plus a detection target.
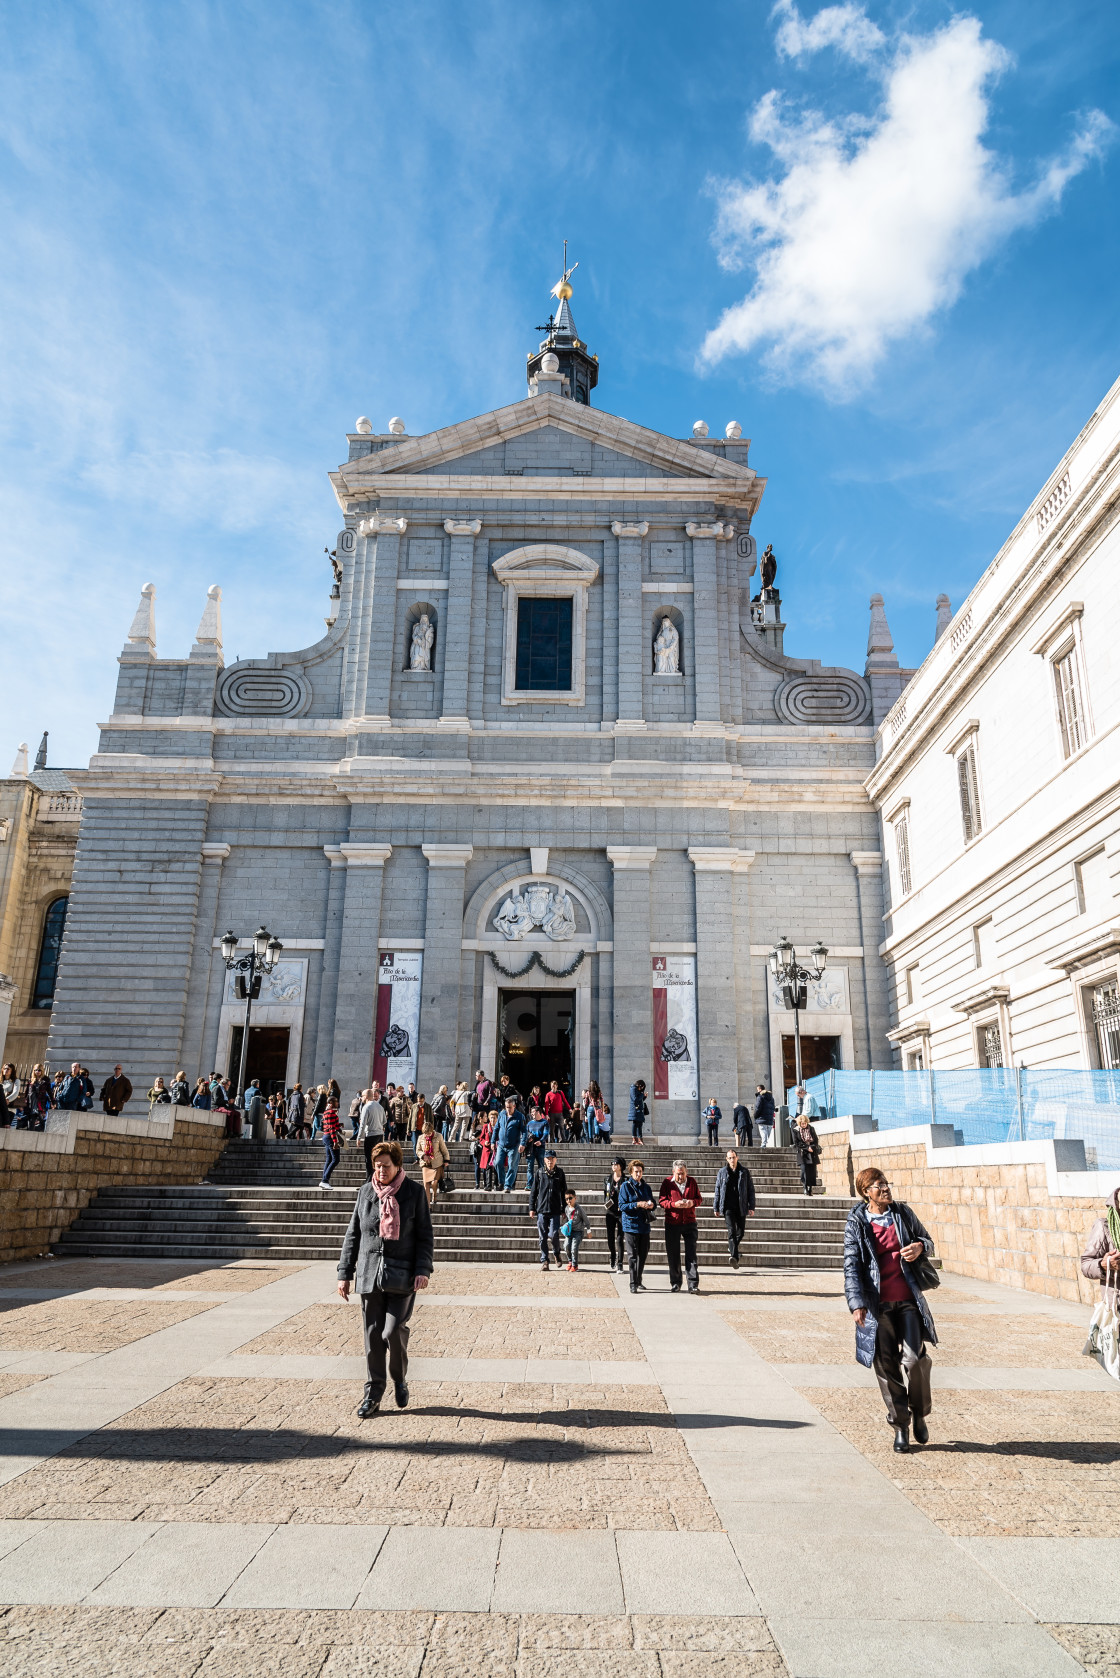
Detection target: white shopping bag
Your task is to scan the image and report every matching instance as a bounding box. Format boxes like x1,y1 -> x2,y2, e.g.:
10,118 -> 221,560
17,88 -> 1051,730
1083,1281 -> 1120,1381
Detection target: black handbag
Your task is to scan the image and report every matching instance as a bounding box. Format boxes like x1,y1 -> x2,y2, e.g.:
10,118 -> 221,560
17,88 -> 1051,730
896,1208 -> 940,1290
440,1168 -> 456,1194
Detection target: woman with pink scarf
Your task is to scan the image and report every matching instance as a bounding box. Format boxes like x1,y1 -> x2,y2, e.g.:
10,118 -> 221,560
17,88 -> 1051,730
337,1139 -> 433,1417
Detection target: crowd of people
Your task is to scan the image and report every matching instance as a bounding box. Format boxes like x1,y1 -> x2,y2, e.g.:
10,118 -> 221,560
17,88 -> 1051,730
0,1060 -> 134,1127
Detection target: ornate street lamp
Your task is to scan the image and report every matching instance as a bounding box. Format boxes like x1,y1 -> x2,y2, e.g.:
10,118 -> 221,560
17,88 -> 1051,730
769,936 -> 829,1092
220,926 -> 284,1103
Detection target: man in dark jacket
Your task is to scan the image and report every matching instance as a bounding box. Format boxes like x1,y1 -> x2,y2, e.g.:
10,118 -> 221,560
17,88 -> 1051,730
753,1084 -> 776,1147
58,1063 -> 93,1111
495,1095 -> 526,1194
528,1148 -> 568,1269
99,1065 -> 132,1115
659,1161 -> 701,1292
731,1100 -> 753,1147
712,1148 -> 756,1267
618,1161 -> 656,1293
338,1138 -> 433,1417
844,1165 -> 937,1455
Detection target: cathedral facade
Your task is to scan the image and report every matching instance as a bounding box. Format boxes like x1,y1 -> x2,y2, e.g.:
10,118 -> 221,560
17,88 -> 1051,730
47,293 -> 908,1135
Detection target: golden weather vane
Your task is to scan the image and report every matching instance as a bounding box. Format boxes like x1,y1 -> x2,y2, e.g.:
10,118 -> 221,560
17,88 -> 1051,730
550,238 -> 578,303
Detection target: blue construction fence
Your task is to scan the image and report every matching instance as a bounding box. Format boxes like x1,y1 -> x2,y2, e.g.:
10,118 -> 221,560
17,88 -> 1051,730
787,1068 -> 1120,1171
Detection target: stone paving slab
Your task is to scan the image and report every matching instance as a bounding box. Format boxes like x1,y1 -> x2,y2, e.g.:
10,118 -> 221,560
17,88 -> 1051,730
0,1518 -> 162,1603
223,1521 -> 390,1609
423,1265 -> 620,1298
2,1260 -> 306,1293
239,1303 -> 645,1361
960,1537 -> 1120,1623
778,1363 -> 1114,1392
802,1386 -> 1120,1536
493,1530 -> 624,1613
0,1350 -> 97,1375
0,1297 -> 221,1354
1048,1624 -> 1120,1674
202,1352 -> 658,1385
769,1617 -> 1083,1678
719,1309 -> 1091,1368
88,1519 -> 276,1607
355,1525 -> 499,1610
0,1377 -> 45,1402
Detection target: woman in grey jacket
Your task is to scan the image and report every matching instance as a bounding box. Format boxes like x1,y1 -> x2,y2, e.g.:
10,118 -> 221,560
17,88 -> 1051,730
338,1139 -> 433,1417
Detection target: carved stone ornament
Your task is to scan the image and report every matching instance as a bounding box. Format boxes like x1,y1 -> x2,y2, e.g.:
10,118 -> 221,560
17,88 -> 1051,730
493,883 -> 578,942
444,519 -> 482,536
653,616 -> 680,674
358,514 -> 409,537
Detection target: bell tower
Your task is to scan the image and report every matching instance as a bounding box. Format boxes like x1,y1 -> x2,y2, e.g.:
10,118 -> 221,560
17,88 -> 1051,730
526,243 -> 599,405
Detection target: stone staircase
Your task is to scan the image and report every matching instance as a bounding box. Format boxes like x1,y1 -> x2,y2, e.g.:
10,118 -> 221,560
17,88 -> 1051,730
55,1139 -> 851,1269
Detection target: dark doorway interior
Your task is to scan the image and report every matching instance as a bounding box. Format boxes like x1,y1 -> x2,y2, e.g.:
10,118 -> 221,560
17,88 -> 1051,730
228,1025 -> 291,1096
499,991 -> 574,1100
781,1033 -> 841,1096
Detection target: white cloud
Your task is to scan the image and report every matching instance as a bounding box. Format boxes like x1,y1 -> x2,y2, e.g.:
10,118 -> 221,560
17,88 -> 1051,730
702,14 -> 1115,395
772,0 -> 884,64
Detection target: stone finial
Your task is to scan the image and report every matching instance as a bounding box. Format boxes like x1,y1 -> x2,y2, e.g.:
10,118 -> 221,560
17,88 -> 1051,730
541,351 -> 560,374
935,593 -> 952,642
124,582 -> 156,656
355,416 -> 373,435
10,742 -> 28,778
388,417 -> 407,436
866,593 -> 899,672
191,583 -> 225,661
692,420 -> 709,438
725,421 -> 742,439
34,731 -> 48,771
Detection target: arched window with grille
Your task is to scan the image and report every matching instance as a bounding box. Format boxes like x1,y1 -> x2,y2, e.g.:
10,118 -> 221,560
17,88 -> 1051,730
32,896 -> 69,1008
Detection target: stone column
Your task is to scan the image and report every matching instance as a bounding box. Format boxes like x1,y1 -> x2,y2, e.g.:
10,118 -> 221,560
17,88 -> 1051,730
439,519 -> 481,729
606,846 -> 657,1124
313,846 -> 349,1083
179,842 -> 230,1079
688,848 -> 753,1118
851,851 -> 891,1068
611,521 -> 648,728
330,843 -> 392,1098
417,843 -> 473,1095
361,514 -> 408,722
687,522 -> 724,727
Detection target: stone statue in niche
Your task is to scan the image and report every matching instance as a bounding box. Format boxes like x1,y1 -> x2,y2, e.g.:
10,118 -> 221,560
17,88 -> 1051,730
653,616 -> 680,674
409,612 -> 435,671
494,883 -> 577,941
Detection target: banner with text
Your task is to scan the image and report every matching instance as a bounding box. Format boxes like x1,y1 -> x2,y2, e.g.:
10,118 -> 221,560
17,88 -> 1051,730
373,951 -> 423,1088
652,955 -> 698,1101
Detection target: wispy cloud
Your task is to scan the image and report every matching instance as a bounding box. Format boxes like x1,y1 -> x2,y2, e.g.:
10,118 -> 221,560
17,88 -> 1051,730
702,9 -> 1114,395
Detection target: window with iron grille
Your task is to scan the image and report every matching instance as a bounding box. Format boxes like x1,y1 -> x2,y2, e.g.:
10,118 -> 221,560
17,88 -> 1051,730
515,596 -> 572,691
1054,645 -> 1086,757
1090,981 -> 1120,1071
894,816 -> 912,897
979,1020 -> 1004,1068
957,742 -> 982,843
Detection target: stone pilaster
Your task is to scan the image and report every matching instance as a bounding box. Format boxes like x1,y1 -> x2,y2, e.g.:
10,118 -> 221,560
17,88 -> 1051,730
361,515 -> 408,721
687,522 -> 724,727
606,846 -> 657,1124
688,848 -> 754,1118
439,519 -> 481,728
611,521 -> 648,727
313,846 -> 349,1083
417,844 -> 473,1095
330,843 -> 392,1098
180,842 -> 230,1079
851,851 -> 891,1068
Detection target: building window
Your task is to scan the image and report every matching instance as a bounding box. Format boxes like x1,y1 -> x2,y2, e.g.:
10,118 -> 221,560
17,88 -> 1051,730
32,896 -> 69,1008
1088,981 -> 1120,1070
905,964 -> 921,1006
515,597 -> 572,691
973,918 -> 995,971
895,817 -> 912,897
1054,645 -> 1087,758
978,1019 -> 1004,1067
906,1049 -> 925,1070
957,742 -> 982,843
1075,849 -> 1110,919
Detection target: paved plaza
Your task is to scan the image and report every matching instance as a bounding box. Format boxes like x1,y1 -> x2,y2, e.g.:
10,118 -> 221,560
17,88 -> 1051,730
0,1256 -> 1116,1676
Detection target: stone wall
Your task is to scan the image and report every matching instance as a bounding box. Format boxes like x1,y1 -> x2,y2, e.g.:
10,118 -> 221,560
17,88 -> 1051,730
816,1117 -> 1116,1306
0,1114 -> 228,1265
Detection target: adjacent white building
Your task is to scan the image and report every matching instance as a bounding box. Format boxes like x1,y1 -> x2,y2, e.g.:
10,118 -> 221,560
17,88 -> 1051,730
868,374 -> 1120,1074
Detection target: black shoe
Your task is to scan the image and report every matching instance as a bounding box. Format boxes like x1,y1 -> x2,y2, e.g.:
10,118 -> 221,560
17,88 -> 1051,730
912,1417 -> 929,1445
671,1283 -> 681,1292
893,1426 -> 910,1454
637,1282 -> 647,1291
688,1286 -> 699,1294
541,1261 -> 549,1271
630,1284 -> 639,1294
356,1384 -> 383,1419
394,1380 -> 409,1409
731,1256 -> 740,1269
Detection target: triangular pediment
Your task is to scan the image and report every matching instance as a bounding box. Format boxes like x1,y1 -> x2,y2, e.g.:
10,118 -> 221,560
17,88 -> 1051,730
336,394 -> 756,487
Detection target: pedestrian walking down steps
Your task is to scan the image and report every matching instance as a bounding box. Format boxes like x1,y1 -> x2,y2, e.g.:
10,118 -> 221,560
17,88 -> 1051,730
712,1147 -> 755,1267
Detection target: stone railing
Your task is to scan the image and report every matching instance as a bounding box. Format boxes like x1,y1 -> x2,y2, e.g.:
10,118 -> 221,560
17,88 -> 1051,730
40,791 -> 83,818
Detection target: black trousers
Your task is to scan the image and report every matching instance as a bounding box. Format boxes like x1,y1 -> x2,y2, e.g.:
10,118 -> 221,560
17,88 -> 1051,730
360,1286 -> 416,1391
624,1229 -> 650,1288
724,1212 -> 745,1261
873,1301 -> 932,1428
605,1211 -> 622,1267
798,1156 -> 818,1193
665,1223 -> 699,1290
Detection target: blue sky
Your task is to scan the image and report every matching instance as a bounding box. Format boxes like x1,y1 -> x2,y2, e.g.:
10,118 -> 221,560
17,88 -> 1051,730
1,0 -> 1116,767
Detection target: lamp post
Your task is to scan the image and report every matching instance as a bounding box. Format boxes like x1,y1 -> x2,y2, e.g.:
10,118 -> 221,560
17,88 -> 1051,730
220,926 -> 284,1104
768,936 -> 829,1094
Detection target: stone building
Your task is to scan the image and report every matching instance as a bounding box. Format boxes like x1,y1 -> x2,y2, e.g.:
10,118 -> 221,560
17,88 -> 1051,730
47,286 -> 915,1134
0,736 -> 82,1071
869,372 -> 1120,1073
